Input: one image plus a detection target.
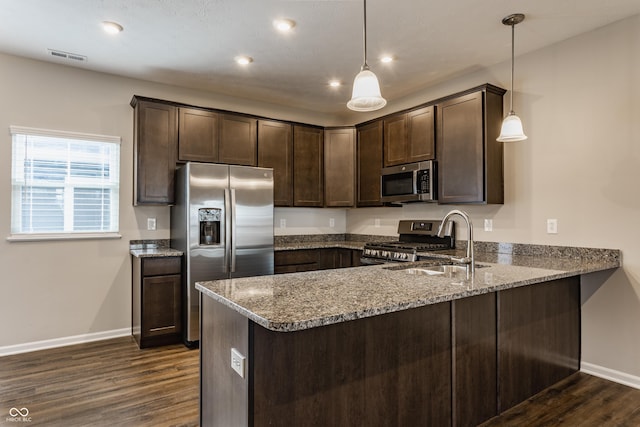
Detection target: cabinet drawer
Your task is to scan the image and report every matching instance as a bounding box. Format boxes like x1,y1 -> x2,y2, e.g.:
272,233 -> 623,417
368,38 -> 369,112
142,257 -> 181,276
275,250 -> 318,266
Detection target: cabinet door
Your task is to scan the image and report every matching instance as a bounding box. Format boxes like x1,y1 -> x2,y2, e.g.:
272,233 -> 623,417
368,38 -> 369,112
383,114 -> 408,167
134,100 -> 177,205
293,125 -> 324,207
178,107 -> 219,162
357,120 -> 383,207
437,92 -> 485,203
219,114 -> 258,166
324,128 -> 356,207
142,274 -> 182,338
407,106 -> 435,162
258,120 -> 293,207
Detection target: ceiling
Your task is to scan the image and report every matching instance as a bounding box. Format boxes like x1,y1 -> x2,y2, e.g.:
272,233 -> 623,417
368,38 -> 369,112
2,1 -> 640,119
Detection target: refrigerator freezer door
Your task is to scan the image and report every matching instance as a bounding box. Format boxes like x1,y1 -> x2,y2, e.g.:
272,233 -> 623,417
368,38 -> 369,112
229,165 -> 274,278
185,163 -> 229,343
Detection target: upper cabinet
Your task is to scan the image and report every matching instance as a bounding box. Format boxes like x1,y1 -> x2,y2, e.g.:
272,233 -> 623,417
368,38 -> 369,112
131,98 -> 178,205
293,125 -> 324,207
383,105 -> 435,167
324,128 -> 356,207
219,114 -> 258,166
257,120 -> 293,207
178,107 -> 219,163
436,85 -> 506,204
356,120 -> 384,207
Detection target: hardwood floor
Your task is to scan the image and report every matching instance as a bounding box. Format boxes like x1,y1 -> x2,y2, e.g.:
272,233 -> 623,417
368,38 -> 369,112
2,337 -> 639,427
0,337 -> 199,427
481,372 -> 640,427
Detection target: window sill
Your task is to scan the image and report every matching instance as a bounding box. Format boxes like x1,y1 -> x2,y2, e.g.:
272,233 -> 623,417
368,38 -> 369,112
6,232 -> 122,242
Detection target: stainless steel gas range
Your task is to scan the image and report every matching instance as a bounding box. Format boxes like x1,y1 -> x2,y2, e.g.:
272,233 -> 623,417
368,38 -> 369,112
361,220 -> 455,265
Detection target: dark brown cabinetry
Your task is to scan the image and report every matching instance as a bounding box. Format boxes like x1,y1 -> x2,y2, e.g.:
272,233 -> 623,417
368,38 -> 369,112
497,277 -> 580,413
383,106 -> 435,167
131,256 -> 182,348
257,120 -> 293,207
436,85 -> 506,204
324,128 -> 356,207
131,99 -> 177,205
219,114 -> 258,166
178,107 -> 219,162
201,276 -> 580,426
293,125 -> 324,207
275,248 -> 362,274
356,120 -> 384,207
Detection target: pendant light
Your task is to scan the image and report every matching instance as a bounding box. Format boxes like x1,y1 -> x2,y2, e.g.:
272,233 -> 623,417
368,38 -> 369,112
347,0 -> 386,112
497,13 -> 527,142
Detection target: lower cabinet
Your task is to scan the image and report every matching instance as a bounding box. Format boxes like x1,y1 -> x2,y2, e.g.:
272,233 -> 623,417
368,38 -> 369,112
275,248 -> 362,274
132,256 -> 182,348
200,276 -> 580,426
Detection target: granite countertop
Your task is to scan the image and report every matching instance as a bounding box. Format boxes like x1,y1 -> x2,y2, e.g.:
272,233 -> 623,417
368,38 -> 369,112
129,239 -> 183,258
130,247 -> 183,258
275,241 -> 367,251
196,246 -> 621,333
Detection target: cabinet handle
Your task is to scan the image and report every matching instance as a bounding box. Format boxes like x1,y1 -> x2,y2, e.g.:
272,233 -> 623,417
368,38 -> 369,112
224,188 -> 231,273
230,188 -> 237,273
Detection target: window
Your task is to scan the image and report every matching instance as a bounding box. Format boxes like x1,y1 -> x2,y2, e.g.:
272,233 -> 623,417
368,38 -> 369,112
9,126 -> 121,241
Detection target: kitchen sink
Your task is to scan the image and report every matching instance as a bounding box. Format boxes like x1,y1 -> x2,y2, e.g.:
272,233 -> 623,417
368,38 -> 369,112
385,262 -> 488,279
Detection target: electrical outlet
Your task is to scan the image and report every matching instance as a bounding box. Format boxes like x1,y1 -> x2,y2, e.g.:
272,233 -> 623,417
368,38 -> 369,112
374,218 -> 380,228
230,348 -> 246,378
484,219 -> 493,232
280,218 -> 286,228
329,218 -> 335,228
147,218 -> 156,231
547,219 -> 558,234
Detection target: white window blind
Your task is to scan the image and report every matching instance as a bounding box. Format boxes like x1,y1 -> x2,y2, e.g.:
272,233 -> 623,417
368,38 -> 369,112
9,126 -> 121,241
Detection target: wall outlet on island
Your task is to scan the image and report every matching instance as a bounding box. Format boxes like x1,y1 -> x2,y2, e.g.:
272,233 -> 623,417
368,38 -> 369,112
147,217 -> 156,231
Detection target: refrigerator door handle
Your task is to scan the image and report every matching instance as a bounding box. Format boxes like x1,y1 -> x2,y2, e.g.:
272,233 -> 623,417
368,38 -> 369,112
230,188 -> 237,273
224,188 -> 231,273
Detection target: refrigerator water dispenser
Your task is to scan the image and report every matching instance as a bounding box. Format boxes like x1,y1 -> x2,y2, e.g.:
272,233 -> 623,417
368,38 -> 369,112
199,208 -> 221,245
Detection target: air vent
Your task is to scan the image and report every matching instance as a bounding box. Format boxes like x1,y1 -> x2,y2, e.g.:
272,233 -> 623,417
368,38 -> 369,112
48,49 -> 88,63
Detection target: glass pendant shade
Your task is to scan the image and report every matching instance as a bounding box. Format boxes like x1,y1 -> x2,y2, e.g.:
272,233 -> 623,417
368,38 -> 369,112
347,68 -> 387,111
497,111 -> 527,142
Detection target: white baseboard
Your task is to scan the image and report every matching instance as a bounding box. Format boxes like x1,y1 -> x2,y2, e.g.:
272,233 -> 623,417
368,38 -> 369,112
0,328 -> 132,357
581,362 -> 640,390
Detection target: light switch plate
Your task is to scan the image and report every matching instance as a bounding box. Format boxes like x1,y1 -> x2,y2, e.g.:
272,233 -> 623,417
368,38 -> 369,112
547,219 -> 558,234
147,218 -> 156,231
231,348 -> 246,378
484,219 -> 493,232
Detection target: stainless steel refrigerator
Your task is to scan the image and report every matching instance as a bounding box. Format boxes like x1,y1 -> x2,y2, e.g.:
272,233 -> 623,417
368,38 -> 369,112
170,162 -> 274,345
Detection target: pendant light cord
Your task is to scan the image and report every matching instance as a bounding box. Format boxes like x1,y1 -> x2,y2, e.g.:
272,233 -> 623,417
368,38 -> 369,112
362,0 -> 369,70
509,22 -> 515,113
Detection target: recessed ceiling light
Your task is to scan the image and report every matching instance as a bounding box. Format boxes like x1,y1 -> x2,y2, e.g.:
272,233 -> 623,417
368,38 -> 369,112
380,55 -> 394,63
329,80 -> 341,88
102,21 -> 123,35
273,19 -> 296,32
235,55 -> 253,65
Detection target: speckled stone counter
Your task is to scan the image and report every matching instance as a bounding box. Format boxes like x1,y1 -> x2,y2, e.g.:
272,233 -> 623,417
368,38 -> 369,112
196,244 -> 620,332
129,239 -> 183,258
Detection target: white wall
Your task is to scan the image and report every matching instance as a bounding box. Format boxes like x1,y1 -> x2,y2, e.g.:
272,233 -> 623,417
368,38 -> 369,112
1,14 -> 639,383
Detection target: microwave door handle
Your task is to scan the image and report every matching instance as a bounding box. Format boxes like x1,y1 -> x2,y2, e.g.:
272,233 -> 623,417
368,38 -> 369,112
412,169 -> 419,194
224,188 -> 231,273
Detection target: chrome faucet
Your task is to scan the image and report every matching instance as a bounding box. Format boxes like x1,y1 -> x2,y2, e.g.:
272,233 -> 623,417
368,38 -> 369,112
437,209 -> 474,276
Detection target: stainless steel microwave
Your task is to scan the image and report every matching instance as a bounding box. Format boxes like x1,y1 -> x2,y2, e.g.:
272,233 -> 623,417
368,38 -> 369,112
381,160 -> 437,203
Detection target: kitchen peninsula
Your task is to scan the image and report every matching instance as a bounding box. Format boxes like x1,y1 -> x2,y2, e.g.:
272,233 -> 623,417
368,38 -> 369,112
196,244 -> 620,426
